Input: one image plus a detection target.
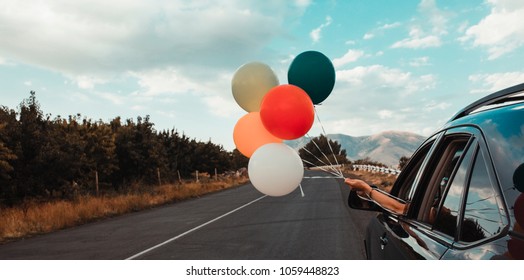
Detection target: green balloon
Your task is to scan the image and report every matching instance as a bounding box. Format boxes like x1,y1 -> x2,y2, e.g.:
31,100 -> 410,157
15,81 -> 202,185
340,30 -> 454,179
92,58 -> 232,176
288,51 -> 336,104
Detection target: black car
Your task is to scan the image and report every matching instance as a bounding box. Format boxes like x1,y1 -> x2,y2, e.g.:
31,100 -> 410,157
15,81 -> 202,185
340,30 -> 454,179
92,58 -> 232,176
349,83 -> 524,260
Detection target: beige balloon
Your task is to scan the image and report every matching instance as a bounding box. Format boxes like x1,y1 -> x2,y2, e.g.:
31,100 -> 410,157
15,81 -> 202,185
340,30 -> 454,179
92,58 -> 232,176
231,62 -> 279,112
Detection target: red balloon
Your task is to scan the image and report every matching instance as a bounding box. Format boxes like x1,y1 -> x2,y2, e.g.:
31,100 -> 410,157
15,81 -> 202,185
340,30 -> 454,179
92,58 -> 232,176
508,238 -> 524,259
260,84 -> 314,140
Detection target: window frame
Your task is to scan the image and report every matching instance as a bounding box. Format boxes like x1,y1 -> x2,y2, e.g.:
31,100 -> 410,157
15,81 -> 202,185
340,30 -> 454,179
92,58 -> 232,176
429,136 -> 475,239
452,129 -> 510,249
398,125 -> 510,249
398,127 -> 476,246
390,132 -> 443,218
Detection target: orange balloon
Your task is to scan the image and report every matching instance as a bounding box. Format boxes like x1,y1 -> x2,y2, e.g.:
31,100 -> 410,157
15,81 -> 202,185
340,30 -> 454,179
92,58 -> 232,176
233,112 -> 283,158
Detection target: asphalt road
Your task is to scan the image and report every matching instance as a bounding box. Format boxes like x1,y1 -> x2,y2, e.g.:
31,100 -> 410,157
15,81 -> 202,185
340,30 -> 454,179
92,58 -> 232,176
0,170 -> 376,260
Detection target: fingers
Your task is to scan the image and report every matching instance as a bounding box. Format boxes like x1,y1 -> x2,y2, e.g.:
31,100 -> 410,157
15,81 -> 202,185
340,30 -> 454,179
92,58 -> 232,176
344,178 -> 370,192
344,178 -> 357,185
344,178 -> 361,186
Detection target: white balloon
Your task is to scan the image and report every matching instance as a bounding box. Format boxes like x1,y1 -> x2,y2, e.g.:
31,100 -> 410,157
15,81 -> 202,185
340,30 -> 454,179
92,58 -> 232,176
248,143 -> 304,196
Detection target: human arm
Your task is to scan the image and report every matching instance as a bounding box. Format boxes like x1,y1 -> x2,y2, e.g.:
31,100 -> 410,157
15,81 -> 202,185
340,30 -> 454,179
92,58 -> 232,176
344,178 -> 406,215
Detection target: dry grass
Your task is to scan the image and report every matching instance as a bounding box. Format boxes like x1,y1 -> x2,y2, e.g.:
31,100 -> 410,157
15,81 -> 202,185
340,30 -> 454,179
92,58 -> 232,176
0,177 -> 248,243
0,171 -> 395,243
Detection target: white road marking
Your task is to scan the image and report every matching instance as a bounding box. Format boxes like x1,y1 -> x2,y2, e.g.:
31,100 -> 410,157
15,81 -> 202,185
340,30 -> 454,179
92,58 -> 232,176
126,195 -> 268,260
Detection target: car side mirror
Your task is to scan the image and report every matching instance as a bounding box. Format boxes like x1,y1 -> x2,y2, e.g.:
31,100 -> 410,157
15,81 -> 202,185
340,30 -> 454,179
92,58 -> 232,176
347,190 -> 382,212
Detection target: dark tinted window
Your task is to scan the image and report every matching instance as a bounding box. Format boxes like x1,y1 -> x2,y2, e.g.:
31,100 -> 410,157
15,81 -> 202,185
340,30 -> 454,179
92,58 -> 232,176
480,104 -> 524,208
397,141 -> 434,202
460,149 -> 504,243
433,141 -> 474,237
419,136 -> 469,225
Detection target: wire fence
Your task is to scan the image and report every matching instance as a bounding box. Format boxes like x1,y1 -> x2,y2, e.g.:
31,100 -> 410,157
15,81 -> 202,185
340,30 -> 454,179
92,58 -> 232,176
352,164 -> 402,176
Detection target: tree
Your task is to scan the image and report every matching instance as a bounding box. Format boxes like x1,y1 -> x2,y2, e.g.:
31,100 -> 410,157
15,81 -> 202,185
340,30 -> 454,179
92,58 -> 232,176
0,119 -> 17,181
192,140 -> 231,174
0,106 -> 20,205
83,120 -> 118,193
398,156 -> 410,170
353,157 -> 388,168
299,135 -> 348,168
15,91 -> 47,199
0,91 -> 247,206
229,149 -> 248,171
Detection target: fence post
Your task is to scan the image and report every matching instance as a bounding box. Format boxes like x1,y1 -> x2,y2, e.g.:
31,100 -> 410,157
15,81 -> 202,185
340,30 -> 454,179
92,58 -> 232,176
215,168 -> 218,181
196,170 -> 199,183
95,170 -> 99,197
157,167 -> 162,187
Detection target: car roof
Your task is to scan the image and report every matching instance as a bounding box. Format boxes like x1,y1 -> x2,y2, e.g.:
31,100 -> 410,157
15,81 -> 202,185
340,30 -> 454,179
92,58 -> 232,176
448,82 -> 524,123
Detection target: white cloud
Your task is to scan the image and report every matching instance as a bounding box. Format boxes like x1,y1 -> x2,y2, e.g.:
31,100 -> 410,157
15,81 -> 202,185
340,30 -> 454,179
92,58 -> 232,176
459,0 -> 524,59
391,29 -> 441,49
94,91 -> 126,105
69,92 -> 91,103
423,100 -> 451,112
378,110 -> 394,119
327,117 -> 385,137
202,95 -> 239,118
24,81 -> 32,87
418,0 -> 448,36
362,22 -> 400,41
294,0 -> 312,8
130,68 -> 201,97
310,16 -> 333,43
279,54 -> 295,65
363,33 -> 374,40
409,56 -> 431,67
391,0 -> 448,49
129,67 -> 239,119
336,65 -> 436,95
468,72 -> 524,94
332,49 -> 364,68
0,1 -> 302,78
131,105 -> 146,111
457,21 -> 469,33
380,22 -> 401,30
0,57 -> 13,65
68,75 -> 108,90
314,64 -> 440,138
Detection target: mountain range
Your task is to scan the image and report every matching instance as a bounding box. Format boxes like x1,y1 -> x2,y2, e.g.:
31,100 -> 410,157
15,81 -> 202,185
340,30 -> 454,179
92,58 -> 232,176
287,130 -> 427,168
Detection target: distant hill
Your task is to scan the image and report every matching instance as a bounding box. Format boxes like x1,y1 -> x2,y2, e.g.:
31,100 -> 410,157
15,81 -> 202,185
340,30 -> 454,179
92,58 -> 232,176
287,131 -> 426,168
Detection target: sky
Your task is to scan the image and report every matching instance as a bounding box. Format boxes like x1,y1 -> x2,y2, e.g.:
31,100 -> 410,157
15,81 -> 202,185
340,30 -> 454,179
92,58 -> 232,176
1,0 -> 524,151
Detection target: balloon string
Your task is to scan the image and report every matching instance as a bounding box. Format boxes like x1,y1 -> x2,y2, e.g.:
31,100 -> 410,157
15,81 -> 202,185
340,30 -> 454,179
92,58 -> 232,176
301,158 -> 337,176
299,183 -> 305,197
302,159 -> 344,178
305,133 -> 343,178
302,159 -> 342,177
301,145 -> 343,176
313,106 -> 343,176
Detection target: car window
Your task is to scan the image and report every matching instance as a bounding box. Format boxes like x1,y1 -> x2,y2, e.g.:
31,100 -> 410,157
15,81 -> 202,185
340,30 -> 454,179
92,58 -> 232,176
480,105 -> 524,211
460,148 -> 505,243
432,140 -> 474,237
396,141 -> 433,202
417,136 -> 470,225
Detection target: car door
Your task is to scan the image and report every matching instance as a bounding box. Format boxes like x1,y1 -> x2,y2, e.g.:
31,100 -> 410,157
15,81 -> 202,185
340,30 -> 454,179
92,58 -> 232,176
373,129 -> 479,259
365,133 -> 442,259
440,130 -> 509,259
